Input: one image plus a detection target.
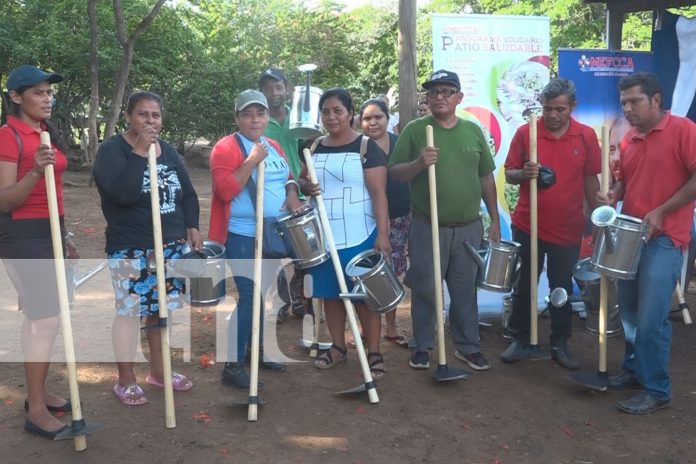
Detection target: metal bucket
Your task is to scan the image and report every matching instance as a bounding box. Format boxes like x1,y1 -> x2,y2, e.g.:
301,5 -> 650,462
466,240 -> 522,293
288,85 -> 323,139
340,250 -> 405,314
572,258 -> 622,336
189,240 -> 226,306
278,204 -> 329,269
591,214 -> 647,280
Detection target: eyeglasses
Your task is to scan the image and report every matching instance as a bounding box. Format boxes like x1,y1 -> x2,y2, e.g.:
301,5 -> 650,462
426,88 -> 459,99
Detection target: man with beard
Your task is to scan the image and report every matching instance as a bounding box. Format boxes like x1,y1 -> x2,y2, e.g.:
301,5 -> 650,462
258,68 -> 311,320
501,78 -> 600,370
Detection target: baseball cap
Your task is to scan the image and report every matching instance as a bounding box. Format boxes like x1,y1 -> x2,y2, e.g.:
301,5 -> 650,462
422,69 -> 461,91
6,65 -> 63,92
235,89 -> 269,112
258,68 -> 287,87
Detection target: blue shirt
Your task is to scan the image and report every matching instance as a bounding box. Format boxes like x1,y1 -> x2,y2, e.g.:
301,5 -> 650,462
228,134 -> 289,237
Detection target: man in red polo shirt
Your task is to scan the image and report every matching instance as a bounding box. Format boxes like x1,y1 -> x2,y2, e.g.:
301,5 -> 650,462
501,78 -> 601,369
600,72 -> 696,414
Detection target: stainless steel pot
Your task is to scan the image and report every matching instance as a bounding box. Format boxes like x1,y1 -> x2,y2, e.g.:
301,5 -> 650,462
572,258 -> 622,336
278,204 -> 329,269
189,240 -> 226,306
339,250 -> 405,314
464,240 -> 522,293
591,213 -> 647,280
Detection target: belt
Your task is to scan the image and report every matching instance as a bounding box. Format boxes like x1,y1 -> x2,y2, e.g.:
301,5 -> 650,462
412,211 -> 480,228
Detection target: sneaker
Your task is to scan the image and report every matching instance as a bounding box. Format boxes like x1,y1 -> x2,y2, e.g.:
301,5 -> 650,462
221,363 -> 264,390
455,351 -> 491,371
409,351 -> 430,369
550,345 -> 579,370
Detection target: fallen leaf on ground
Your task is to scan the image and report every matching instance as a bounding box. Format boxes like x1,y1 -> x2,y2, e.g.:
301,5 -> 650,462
3,399 -> 14,406
192,412 -> 212,423
565,427 -> 575,438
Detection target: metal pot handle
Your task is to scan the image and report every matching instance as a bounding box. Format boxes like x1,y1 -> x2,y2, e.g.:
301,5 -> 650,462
339,283 -> 367,301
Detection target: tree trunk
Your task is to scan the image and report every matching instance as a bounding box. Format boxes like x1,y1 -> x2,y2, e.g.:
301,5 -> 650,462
104,0 -> 167,139
87,0 -> 99,169
398,0 -> 417,130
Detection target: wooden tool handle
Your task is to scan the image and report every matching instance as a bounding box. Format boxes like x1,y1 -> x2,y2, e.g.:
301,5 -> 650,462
598,124 -> 611,372
147,143 -> 176,428
528,114 -> 539,345
248,161 -> 265,421
426,126 -> 447,365
42,132 -> 87,451
302,148 -> 378,404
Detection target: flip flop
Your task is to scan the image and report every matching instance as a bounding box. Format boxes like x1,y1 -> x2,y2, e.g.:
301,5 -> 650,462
384,335 -> 409,348
113,383 -> 148,406
368,352 -> 387,379
145,372 -> 193,392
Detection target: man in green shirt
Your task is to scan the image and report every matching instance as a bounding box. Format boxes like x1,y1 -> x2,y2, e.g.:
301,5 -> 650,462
258,68 -> 309,320
389,69 -> 501,372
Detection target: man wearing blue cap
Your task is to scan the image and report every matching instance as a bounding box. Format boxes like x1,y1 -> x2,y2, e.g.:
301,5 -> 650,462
389,69 -> 501,373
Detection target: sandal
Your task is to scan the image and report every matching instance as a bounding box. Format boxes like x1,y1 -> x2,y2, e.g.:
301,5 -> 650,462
384,334 -> 409,348
113,383 -> 148,406
368,352 -> 386,379
314,344 -> 347,370
145,372 -> 193,392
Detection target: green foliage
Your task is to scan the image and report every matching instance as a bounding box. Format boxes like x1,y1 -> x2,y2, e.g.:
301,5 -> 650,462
2,0 -> 694,164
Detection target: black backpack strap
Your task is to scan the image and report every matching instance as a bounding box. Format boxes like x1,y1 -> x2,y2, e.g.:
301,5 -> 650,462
234,133 -> 258,211
1,124 -> 23,166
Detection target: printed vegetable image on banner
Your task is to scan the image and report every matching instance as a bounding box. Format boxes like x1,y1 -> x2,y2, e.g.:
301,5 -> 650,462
432,14 -> 551,241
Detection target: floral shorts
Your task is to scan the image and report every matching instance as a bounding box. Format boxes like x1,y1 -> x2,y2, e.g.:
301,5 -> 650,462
107,240 -> 187,318
389,214 -> 411,276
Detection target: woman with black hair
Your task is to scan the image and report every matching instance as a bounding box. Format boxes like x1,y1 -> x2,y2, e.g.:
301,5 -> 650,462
94,90 -> 201,406
0,65 -> 76,438
299,88 -> 391,377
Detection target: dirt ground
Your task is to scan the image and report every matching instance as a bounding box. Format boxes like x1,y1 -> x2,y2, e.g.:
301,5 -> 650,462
1,165 -> 695,464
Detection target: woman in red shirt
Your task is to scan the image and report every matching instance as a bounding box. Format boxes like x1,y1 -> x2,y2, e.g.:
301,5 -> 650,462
0,65 -> 77,439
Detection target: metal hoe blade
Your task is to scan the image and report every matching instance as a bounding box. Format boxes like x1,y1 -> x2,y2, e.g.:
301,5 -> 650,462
566,370 -> 609,392
432,364 -> 469,382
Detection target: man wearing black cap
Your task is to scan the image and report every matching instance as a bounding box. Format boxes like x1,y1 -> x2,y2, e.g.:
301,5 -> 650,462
389,69 -> 501,372
258,67 -> 310,320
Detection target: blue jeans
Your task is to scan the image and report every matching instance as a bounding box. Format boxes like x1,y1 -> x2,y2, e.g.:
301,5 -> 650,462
617,235 -> 682,400
225,232 -> 264,363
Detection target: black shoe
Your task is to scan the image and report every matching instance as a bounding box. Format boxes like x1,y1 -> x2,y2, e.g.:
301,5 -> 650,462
454,350 -> 491,371
500,340 -> 550,363
24,398 -> 72,413
221,363 -> 264,390
616,391 -> 670,415
277,305 -> 290,323
551,345 -> 579,370
607,371 -> 642,390
409,351 -> 430,369
24,420 -> 69,440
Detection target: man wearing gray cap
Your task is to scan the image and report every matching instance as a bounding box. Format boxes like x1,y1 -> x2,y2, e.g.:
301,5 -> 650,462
389,69 -> 501,373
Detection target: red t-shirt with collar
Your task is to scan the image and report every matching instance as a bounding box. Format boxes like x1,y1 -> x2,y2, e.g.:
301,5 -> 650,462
0,116 -> 67,219
505,117 -> 601,246
617,112 -> 696,249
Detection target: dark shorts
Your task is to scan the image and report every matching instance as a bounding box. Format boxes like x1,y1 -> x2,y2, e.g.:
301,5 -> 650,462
107,240 -> 187,318
0,215 -> 64,320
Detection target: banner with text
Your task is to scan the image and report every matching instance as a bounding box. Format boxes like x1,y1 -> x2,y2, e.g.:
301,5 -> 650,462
558,48 -> 653,165
432,14 -> 550,240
